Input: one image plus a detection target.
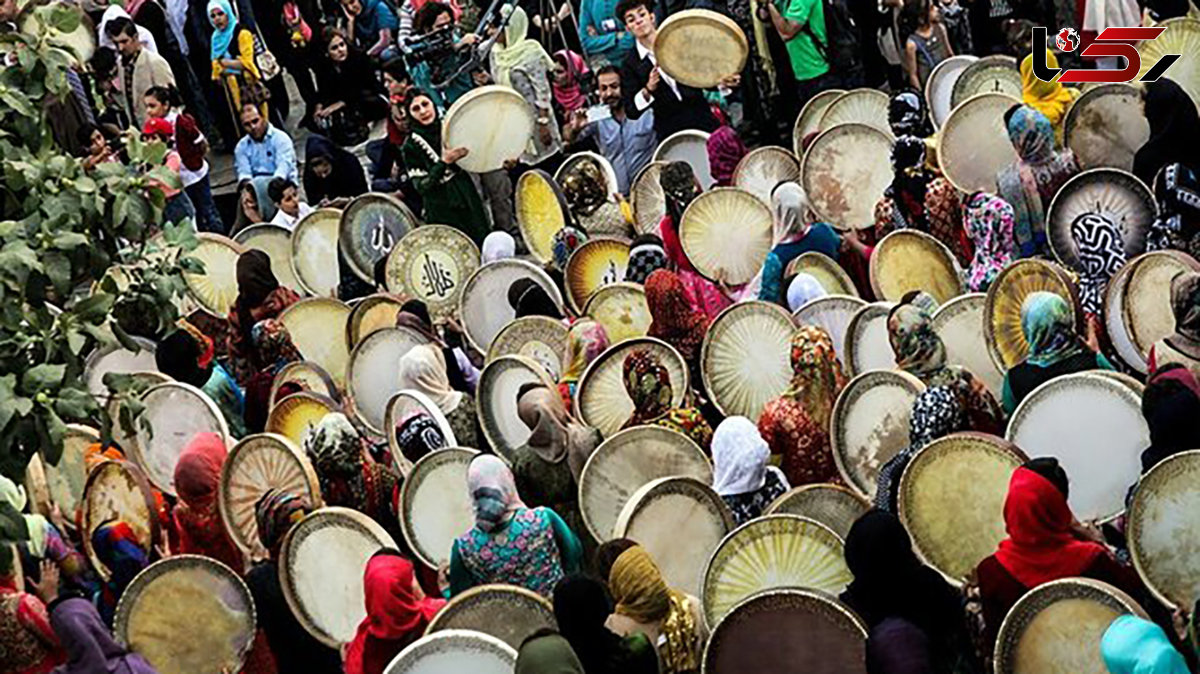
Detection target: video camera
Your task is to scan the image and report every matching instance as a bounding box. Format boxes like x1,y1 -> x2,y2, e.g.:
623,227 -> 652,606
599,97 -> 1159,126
404,24 -> 456,63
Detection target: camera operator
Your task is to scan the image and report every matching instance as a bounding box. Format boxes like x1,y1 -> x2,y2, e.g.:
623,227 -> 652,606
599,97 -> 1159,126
407,1 -> 488,109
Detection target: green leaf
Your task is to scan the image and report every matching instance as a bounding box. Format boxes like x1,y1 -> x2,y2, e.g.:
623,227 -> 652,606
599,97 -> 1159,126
47,4 -> 82,33
109,317 -> 140,352
178,255 -> 205,274
21,363 -> 64,393
53,386 -> 96,421
43,251 -> 70,295
73,292 -> 114,323
0,375 -> 16,433
41,406 -> 66,465
51,232 -> 88,250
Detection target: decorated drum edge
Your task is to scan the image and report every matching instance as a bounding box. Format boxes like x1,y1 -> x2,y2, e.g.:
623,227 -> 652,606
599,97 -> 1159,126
456,259 -> 563,354
992,577 -> 1148,673
563,236 -> 635,315
477,355 -> 558,459
841,302 -> 893,379
828,369 -> 926,497
893,432 -> 1028,586
423,582 -> 554,636
867,230 -> 963,302
278,506 -> 396,647
346,293 -> 408,347
1123,250 -> 1200,358
982,260 -> 1082,372
82,460 -> 160,582
399,447 -> 480,570
1126,449 -> 1200,610
268,361 -> 341,409
187,233 -> 249,318
700,514 -> 846,626
113,554 -> 256,666
131,381 -> 231,496
612,475 -> 736,538
1101,254 -> 1143,373
763,482 -> 871,517
1045,169 -> 1155,270
572,337 -> 692,427
698,300 -> 796,417
217,432 -> 325,556
340,193 -> 419,283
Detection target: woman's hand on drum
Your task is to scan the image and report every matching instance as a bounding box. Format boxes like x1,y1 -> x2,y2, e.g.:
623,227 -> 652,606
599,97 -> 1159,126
442,147 -> 470,164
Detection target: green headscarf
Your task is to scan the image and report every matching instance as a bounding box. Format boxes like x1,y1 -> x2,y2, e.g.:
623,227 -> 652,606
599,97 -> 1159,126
515,632 -> 585,674
1020,291 -> 1088,367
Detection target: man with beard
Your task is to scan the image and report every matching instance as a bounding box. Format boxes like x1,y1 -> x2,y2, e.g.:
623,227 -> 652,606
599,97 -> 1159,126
563,65 -> 656,195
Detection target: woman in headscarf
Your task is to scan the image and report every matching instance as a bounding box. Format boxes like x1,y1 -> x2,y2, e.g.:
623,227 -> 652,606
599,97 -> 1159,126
888,90 -> 932,139
1139,365 -> 1200,474
512,384 -> 601,540
157,327 -> 247,439
657,161 -> 733,318
344,551 -> 446,674
396,300 -> 479,394
208,0 -> 267,127
975,458 -> 1143,647
552,575 -> 659,674
1149,271 -> 1200,379
482,231 -> 517,264
645,269 -> 710,384
874,136 -> 967,263
491,5 -> 562,167
314,28 -> 388,146
244,490 -> 342,673
785,273 -> 826,312
391,413 -> 448,466
508,278 -> 566,320
0,476 -> 91,598
840,511 -> 975,674
962,192 -> 1015,293
401,90 -> 489,244
1019,49 -> 1079,143
873,386 -> 968,513
303,134 -> 369,204
449,455 -> 583,597
1147,163 -> 1200,258
550,51 -> 589,116
1133,78 -> 1200,186
753,183 -> 842,305
230,179 -> 269,235
49,594 -> 156,674
397,343 -> 480,448
1001,291 -> 1114,413
557,319 -> 609,412
90,522 -> 150,628
758,326 -> 847,486
1102,615 -> 1191,674
171,432 -> 244,572
242,319 -> 302,433
624,234 -> 669,286
552,226 -> 590,270
711,416 -> 790,525
706,126 -> 747,188
0,556 -> 61,673
888,298 -> 1004,434
997,105 -> 1080,258
516,630 -> 585,674
605,545 -> 707,674
620,349 -> 713,452
302,413 -> 400,539
226,249 -> 301,385
1072,211 -> 1128,317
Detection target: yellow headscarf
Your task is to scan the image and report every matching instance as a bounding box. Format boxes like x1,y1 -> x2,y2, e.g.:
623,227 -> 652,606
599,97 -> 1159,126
1020,49 -> 1080,139
609,546 -> 700,672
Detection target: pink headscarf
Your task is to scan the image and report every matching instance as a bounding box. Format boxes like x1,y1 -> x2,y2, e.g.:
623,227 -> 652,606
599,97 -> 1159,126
552,50 -> 589,113
707,126 -> 747,187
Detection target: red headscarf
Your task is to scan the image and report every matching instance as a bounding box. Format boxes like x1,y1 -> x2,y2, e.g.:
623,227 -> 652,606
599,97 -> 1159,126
645,269 -> 709,364
706,125 -> 747,187
344,555 -> 445,674
172,433 -> 243,572
994,467 -> 1106,587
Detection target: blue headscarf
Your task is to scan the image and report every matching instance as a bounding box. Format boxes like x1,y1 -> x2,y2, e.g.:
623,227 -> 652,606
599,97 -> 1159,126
207,0 -> 237,61
1101,615 -> 1190,674
1020,291 -> 1087,367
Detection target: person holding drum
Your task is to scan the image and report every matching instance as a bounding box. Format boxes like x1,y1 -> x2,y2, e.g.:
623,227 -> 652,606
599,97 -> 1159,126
875,136 -> 968,265
490,5 -> 564,169
620,347 -> 713,450
997,105 -> 1079,259
1137,365 -> 1200,476
1001,291 -> 1114,414
710,416 -> 790,524
345,551 -> 447,674
1146,163 -> 1200,259
1133,79 -> 1200,188
552,575 -> 660,674
397,344 -> 482,449
171,433 -> 245,573
303,413 -> 403,542
1148,271 -> 1200,380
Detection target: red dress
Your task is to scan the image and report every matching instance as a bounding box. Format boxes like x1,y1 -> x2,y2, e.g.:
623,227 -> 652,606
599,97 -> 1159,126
757,398 -> 841,486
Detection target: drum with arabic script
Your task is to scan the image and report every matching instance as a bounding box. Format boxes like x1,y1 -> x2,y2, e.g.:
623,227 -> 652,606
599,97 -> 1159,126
386,225 -> 480,323
340,193 -> 418,283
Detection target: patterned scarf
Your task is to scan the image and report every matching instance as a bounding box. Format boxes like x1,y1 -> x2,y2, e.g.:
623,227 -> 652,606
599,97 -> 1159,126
622,349 -> 674,428
250,319 -> 301,373
560,319 -> 609,384
874,385 -> 967,510
997,105 -> 1077,258
552,226 -> 588,270
467,455 -> 526,533
888,303 -> 950,383
1148,163 -> 1200,257
645,269 -> 709,365
706,126 -> 747,187
303,413 -> 369,510
625,241 -> 669,285
1070,211 -> 1127,316
1021,291 -> 1088,367
964,192 -> 1015,293
254,490 -> 311,559
783,325 -> 847,430
888,90 -> 931,138
886,136 -> 935,231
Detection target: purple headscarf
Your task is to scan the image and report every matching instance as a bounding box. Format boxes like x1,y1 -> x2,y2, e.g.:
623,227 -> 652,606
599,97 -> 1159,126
50,597 -> 157,674
706,126 -> 746,187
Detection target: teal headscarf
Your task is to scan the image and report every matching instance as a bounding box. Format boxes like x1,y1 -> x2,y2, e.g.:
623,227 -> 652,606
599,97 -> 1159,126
207,0 -> 237,61
1020,291 -> 1087,367
1101,615 -> 1190,674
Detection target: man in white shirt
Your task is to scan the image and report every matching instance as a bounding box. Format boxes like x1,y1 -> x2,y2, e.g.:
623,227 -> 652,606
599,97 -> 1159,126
267,178 -> 314,230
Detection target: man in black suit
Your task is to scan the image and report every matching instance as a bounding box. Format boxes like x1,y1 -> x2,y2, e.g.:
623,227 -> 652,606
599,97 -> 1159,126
615,0 -> 722,139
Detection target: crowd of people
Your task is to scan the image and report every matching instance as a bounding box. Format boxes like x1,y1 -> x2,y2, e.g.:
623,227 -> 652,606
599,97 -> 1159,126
3,0 -> 1200,668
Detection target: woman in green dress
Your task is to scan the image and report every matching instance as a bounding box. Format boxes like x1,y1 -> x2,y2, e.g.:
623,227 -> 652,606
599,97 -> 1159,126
401,90 -> 489,244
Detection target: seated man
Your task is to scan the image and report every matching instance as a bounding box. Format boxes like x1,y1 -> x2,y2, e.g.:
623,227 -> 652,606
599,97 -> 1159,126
234,103 -> 298,189
563,65 -> 656,195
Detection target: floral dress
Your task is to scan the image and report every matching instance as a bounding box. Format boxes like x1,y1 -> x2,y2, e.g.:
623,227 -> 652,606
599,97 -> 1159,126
720,468 -> 790,525
874,176 -> 969,265
758,398 -> 841,486
449,506 -> 582,598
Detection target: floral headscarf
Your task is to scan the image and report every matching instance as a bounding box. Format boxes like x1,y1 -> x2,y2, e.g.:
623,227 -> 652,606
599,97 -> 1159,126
254,490 -> 311,559
1071,211 -> 1127,316
886,136 -> 935,231
873,385 -> 967,511
645,269 -> 709,364
303,413 -> 368,507
467,454 -> 526,533
998,105 -> 1077,257
1021,291 -> 1088,367
888,303 -> 949,382
964,192 -> 1016,292
251,319 -> 301,373
622,349 -> 673,427
560,319 -> 609,384
783,325 -> 847,429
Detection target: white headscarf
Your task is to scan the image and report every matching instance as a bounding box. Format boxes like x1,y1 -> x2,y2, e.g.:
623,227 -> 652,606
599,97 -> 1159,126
98,6 -> 159,53
711,416 -> 774,496
397,344 -> 464,413
787,273 -> 827,312
482,231 -> 516,264
771,182 -> 812,245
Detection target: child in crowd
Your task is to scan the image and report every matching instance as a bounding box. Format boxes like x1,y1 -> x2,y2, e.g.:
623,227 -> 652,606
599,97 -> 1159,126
903,0 -> 954,91
144,86 -> 225,233
141,117 -> 197,227
268,177 -> 315,229
77,123 -> 120,171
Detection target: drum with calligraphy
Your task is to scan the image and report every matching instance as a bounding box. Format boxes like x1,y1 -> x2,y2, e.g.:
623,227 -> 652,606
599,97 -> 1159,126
385,225 -> 481,322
